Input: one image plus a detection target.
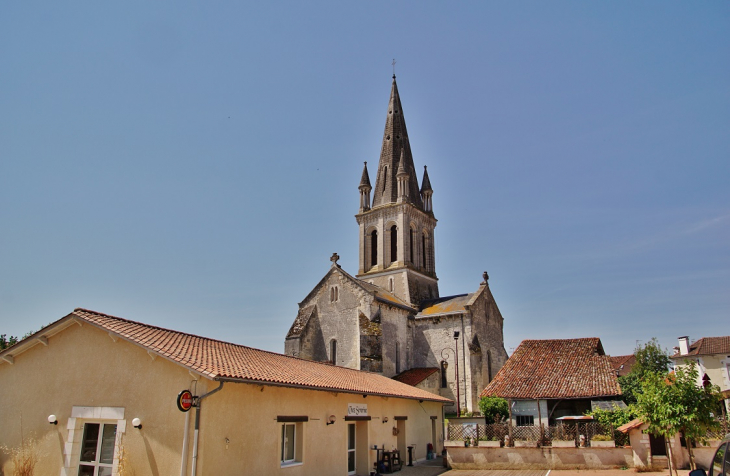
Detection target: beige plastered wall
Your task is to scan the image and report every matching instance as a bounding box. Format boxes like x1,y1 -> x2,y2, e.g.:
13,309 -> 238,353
0,319 -> 444,476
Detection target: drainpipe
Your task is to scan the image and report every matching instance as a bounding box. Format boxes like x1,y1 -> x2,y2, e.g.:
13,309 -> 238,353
179,410 -> 191,476
191,381 -> 224,476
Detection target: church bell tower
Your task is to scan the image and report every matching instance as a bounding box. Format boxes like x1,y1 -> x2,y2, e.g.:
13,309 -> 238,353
356,75 -> 438,306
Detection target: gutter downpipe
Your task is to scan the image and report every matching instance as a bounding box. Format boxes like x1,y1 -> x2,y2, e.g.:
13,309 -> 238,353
179,410 -> 191,476
191,381 -> 224,476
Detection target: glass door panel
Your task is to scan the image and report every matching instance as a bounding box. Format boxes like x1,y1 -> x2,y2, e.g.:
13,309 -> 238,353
347,423 -> 356,474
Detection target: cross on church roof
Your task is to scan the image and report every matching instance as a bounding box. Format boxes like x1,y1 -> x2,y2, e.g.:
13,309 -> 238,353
330,252 -> 340,267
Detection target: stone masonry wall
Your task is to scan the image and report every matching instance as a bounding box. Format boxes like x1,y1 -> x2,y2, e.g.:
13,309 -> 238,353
297,271 -> 374,370
465,285 -> 509,411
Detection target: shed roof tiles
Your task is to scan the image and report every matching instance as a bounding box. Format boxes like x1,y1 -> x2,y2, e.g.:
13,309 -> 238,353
480,338 -> 621,400
609,354 -> 636,377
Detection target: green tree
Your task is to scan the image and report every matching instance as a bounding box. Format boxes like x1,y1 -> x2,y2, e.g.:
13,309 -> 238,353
619,337 -> 670,404
0,334 -> 19,350
634,362 -> 720,472
586,406 -> 635,429
478,396 -> 509,423
633,337 -> 671,375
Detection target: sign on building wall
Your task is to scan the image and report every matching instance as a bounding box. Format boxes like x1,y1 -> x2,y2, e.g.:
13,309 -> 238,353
347,403 -> 368,416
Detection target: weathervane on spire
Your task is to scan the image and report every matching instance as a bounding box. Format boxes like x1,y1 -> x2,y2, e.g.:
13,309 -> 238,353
392,58 -> 396,77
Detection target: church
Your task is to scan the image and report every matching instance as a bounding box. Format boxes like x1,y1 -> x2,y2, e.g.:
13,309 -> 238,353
285,76 -> 508,414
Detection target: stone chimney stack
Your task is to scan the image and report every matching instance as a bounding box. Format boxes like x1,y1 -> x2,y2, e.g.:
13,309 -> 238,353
678,336 -> 690,355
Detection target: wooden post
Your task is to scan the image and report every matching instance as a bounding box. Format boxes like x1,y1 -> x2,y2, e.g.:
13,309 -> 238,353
537,399 -> 543,446
508,399 -> 513,446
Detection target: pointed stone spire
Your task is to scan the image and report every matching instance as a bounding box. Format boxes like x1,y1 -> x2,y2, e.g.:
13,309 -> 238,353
371,76 -> 424,209
420,165 -> 432,193
420,165 -> 433,212
359,162 -> 372,212
396,149 -> 410,202
359,161 -> 372,189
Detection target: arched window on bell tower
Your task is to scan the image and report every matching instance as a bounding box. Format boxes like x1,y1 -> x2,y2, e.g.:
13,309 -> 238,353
370,229 -> 378,269
330,339 -> 337,365
390,225 -> 398,266
422,232 -> 428,272
409,227 -> 415,264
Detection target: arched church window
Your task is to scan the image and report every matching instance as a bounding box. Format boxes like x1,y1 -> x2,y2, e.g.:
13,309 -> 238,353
395,342 -> 401,374
390,225 -> 397,264
330,286 -> 339,303
440,361 -> 448,388
388,277 -> 394,292
370,230 -> 378,268
330,339 -> 337,365
422,234 -> 427,271
487,350 -> 493,383
409,228 -> 414,264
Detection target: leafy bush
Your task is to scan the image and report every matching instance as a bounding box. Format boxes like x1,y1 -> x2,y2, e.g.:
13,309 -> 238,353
585,406 -> 634,428
591,434 -> 613,441
478,396 -> 509,423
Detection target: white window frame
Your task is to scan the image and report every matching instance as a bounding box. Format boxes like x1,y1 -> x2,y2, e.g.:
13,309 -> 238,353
280,421 -> 304,467
78,422 -> 117,475
62,406 -> 126,476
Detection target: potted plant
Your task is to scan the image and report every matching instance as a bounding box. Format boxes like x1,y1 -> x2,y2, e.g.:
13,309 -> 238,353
479,436 -> 501,447
590,434 -> 616,447
551,439 -> 575,448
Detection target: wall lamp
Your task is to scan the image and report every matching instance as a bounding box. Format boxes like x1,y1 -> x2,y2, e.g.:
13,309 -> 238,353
132,418 -> 142,429
326,415 -> 336,426
48,415 -> 57,425
382,417 -> 389,424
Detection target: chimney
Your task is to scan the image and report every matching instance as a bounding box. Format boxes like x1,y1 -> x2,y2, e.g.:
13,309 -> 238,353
678,336 -> 690,355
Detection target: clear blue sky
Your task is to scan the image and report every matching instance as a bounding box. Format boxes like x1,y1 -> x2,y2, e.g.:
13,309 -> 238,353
1,2 -> 728,357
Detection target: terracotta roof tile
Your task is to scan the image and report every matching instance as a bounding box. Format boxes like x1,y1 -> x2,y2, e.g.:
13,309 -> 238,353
671,336 -> 730,358
392,367 -> 439,386
71,308 -> 450,403
480,338 -> 621,400
609,354 -> 636,377
617,418 -> 645,433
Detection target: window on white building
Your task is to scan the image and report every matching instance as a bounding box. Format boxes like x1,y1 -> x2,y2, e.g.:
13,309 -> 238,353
78,423 -> 117,476
279,420 -> 304,466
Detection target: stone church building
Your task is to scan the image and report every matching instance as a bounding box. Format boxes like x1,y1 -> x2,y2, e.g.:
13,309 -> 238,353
285,76 -> 508,413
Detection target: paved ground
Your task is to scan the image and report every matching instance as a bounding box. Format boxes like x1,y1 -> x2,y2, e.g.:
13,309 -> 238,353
395,458 -> 449,476
390,465 -> 671,476
440,470 -> 668,476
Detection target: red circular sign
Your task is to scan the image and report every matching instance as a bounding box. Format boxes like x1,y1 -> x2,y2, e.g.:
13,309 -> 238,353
177,390 -> 194,412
